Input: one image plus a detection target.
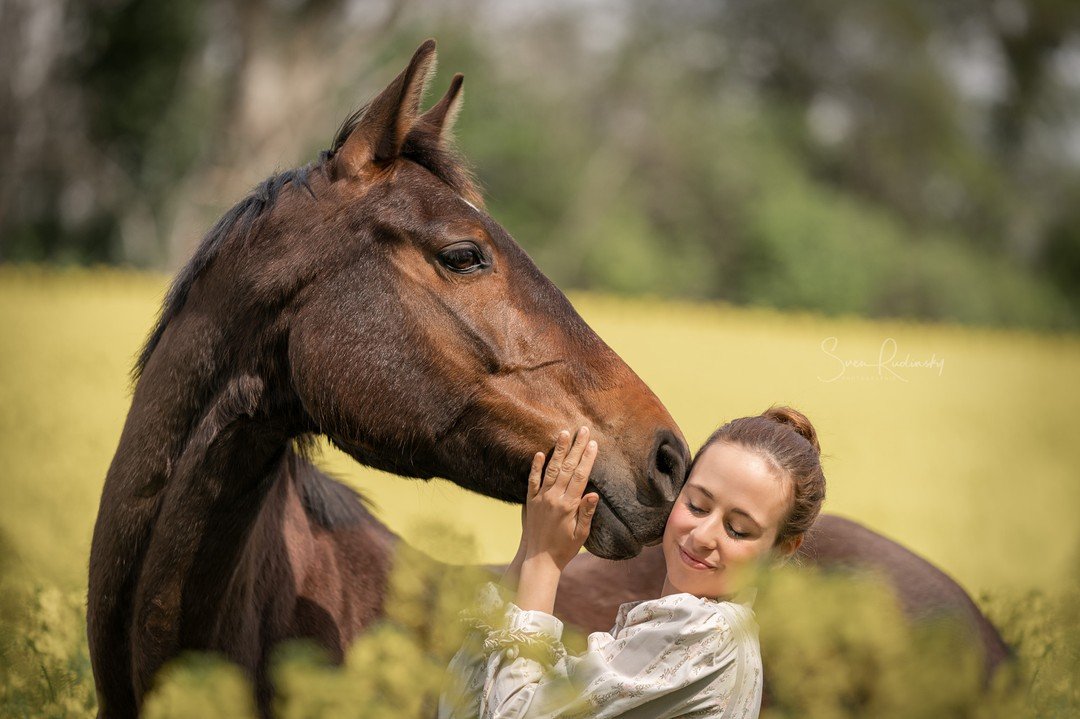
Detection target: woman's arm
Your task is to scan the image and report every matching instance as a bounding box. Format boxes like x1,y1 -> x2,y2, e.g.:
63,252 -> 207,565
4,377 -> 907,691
499,518 -> 528,592
499,533 -> 563,618
515,555 -> 563,616
440,426 -> 600,719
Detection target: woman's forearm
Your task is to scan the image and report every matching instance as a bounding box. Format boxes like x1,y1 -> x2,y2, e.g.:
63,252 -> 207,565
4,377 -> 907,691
499,540 -> 528,592
514,555 -> 561,615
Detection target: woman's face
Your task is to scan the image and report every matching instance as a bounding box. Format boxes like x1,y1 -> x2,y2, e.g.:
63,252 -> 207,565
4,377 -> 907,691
661,441 -> 795,599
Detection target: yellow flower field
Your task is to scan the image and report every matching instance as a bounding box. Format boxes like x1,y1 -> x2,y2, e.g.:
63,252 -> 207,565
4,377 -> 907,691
1,266 -> 1078,717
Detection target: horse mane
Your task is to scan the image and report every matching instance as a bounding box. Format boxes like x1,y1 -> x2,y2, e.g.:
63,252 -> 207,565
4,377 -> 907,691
291,452 -> 378,531
133,107 -> 480,381
132,165 -> 317,380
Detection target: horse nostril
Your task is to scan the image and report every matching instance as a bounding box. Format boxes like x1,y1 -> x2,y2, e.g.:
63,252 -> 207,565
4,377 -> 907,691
650,430 -> 688,503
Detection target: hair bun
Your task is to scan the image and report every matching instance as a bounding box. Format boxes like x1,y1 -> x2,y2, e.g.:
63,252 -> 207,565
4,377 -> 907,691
762,405 -> 821,454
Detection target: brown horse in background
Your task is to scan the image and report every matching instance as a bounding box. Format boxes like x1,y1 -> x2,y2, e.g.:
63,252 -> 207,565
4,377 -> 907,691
555,515 -> 1012,686
87,41 -> 690,718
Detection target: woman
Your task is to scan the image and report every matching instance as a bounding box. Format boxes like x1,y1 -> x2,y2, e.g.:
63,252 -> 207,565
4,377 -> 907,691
438,406 -> 827,719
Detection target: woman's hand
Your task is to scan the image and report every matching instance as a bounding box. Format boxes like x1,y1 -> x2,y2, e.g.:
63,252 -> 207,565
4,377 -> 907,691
513,426 -> 600,615
523,426 -> 600,572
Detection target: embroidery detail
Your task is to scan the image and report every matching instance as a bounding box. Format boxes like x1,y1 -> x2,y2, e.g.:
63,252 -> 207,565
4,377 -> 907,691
461,614 -> 566,666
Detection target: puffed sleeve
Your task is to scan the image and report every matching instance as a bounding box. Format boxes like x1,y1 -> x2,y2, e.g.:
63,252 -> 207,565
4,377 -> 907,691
465,589 -> 752,719
438,581 -> 521,719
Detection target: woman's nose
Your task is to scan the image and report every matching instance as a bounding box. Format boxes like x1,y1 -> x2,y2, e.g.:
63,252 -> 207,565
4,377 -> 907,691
688,526 -> 718,553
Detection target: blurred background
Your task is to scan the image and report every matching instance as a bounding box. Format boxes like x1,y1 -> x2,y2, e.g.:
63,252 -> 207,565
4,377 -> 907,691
3,0 -> 1080,328
1,1 -> 1079,714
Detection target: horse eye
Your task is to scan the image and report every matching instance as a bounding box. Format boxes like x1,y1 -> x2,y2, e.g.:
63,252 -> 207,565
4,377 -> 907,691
438,243 -> 487,274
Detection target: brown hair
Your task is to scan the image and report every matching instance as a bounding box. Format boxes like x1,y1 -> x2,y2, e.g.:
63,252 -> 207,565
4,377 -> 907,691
690,405 -> 826,547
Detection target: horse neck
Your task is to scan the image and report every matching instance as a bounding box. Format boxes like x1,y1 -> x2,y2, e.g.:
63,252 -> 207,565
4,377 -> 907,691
88,325 -> 301,706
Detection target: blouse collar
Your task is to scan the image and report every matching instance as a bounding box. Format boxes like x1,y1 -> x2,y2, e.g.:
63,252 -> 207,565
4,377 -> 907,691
703,585 -> 757,609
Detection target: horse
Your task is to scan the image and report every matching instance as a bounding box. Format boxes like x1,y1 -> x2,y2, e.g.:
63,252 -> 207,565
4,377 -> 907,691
86,40 -> 691,718
87,38 -> 1010,717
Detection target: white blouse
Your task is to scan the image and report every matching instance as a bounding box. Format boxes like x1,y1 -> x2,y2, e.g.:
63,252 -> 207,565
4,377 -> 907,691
438,581 -> 762,719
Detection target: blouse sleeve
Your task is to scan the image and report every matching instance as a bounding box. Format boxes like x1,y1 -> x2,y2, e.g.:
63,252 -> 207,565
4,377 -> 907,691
441,582 -> 748,719
438,581 -> 519,719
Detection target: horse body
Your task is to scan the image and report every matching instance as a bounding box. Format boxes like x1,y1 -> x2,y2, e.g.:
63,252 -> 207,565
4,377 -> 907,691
555,514 -> 1011,681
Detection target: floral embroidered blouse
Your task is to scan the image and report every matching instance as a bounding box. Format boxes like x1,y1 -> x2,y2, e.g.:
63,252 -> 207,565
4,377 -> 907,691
437,581 -> 762,719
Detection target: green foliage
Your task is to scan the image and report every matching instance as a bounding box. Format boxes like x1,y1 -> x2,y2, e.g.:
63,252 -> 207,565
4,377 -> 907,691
0,539 -> 96,719
981,581 -> 1080,717
78,0 -> 206,173
142,654 -> 257,719
756,566 -> 988,718
2,524 -> 1078,718
739,142 -> 1074,328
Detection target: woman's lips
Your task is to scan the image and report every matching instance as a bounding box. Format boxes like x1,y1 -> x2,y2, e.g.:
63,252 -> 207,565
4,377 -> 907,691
678,546 -> 714,570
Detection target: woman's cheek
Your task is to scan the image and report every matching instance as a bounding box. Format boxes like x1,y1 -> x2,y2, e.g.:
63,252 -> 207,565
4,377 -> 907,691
666,501 -> 693,532
731,539 -> 766,566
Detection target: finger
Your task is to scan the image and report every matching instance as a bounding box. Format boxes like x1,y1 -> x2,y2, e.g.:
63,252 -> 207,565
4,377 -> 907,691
565,439 -> 597,497
543,430 -> 571,490
527,452 -> 545,499
574,492 -> 600,542
556,426 -> 590,491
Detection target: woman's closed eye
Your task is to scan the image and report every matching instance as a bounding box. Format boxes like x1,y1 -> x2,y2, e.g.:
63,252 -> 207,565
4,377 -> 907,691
685,499 -> 751,539
685,499 -> 707,516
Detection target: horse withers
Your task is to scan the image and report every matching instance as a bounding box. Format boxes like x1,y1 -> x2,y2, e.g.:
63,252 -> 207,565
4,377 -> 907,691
87,40 -> 689,718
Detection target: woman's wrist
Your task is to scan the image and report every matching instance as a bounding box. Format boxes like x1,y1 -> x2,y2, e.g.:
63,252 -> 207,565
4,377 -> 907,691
498,541 -> 528,592
514,554 -> 562,615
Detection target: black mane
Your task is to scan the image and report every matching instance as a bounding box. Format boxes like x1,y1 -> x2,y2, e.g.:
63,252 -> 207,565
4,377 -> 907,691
132,164 -> 316,380
292,452 -> 378,531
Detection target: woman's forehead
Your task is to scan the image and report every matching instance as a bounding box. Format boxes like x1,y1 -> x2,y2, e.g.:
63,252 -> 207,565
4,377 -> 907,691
687,442 -> 791,520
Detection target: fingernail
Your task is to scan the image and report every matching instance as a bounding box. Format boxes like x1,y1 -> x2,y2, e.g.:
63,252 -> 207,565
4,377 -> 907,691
588,440 -> 597,450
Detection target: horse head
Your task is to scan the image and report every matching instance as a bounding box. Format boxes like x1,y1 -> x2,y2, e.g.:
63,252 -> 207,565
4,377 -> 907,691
139,40 -> 687,559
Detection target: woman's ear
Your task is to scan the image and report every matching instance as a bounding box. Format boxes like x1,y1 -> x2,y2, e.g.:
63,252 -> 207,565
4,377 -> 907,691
775,533 -> 804,562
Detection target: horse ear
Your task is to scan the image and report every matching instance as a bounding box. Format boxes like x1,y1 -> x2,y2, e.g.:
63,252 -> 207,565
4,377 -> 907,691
335,39 -> 438,177
416,73 -> 464,145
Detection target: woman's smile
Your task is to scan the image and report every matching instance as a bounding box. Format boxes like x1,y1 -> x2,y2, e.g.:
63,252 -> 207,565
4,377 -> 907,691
678,545 -> 716,570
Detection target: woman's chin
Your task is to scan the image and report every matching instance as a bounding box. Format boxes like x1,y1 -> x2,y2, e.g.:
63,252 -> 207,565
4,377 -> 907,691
667,562 -> 727,597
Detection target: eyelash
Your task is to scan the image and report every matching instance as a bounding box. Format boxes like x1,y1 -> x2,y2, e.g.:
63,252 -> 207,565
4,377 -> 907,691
686,499 -> 706,515
685,500 -> 749,539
